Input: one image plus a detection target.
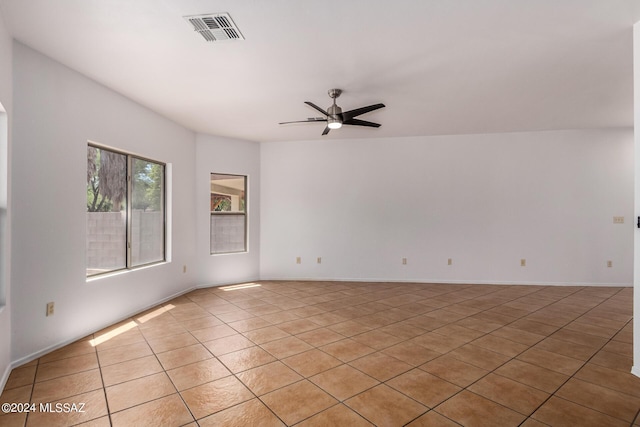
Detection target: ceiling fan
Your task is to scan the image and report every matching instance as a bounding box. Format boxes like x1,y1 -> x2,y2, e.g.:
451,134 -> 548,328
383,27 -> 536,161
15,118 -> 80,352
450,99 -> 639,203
279,89 -> 385,135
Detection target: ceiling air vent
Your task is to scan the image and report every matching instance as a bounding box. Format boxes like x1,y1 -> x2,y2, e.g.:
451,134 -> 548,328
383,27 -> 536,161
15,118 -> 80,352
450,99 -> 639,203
184,13 -> 244,42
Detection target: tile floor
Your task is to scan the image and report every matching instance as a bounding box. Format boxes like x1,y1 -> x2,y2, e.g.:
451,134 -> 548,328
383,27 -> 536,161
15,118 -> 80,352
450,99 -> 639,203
1,281 -> 639,426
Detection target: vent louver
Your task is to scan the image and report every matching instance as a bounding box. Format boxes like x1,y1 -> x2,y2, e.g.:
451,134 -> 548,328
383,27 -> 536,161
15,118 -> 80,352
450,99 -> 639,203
184,13 -> 244,42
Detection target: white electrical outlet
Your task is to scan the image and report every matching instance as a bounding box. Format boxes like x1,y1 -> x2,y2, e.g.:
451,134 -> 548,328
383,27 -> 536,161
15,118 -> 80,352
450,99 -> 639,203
613,216 -> 624,224
46,302 -> 54,317
296,257 -> 301,264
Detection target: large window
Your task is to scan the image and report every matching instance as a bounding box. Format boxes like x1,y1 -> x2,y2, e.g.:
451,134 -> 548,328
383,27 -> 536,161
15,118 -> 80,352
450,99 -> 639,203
87,144 -> 165,276
210,173 -> 246,254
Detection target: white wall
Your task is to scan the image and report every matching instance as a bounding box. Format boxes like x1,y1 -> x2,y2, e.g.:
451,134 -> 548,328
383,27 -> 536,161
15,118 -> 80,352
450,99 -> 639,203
261,129 -> 633,285
633,22 -> 640,378
0,7 -> 12,390
195,134 -> 260,286
10,42 -> 197,363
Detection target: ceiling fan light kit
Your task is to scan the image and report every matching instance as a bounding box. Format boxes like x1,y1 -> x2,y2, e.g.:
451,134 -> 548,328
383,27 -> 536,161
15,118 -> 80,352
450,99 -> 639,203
280,89 -> 385,135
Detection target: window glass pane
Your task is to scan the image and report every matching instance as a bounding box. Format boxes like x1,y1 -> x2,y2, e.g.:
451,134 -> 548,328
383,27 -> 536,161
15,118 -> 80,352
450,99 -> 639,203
131,158 -> 165,267
86,146 -> 127,276
210,173 -> 246,254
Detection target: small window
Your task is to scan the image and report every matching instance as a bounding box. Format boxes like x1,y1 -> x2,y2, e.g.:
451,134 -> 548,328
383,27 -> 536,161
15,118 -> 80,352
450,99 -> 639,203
210,173 -> 246,254
87,144 -> 165,276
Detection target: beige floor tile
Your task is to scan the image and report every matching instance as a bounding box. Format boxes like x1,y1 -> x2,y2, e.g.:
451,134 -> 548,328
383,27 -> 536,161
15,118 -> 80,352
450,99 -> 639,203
218,346 -> 277,373
468,373 -> 550,415
4,365 -> 36,390
139,322 -> 186,340
177,315 -> 224,331
387,368 -> 461,408
91,327 -> 145,351
105,372 -> 176,412
575,363 -> 640,397
306,312 -> 349,327
27,389 -> 108,427
420,355 -> 489,387
190,324 -> 237,342
406,410 -> 461,426
260,311 -> 300,324
215,309 -> 254,323
350,329 -> 404,350
1,384 -> 32,406
261,336 -> 313,359
261,380 -> 338,425
198,398 -> 285,427
110,393 -> 193,427
297,328 -> 345,347
282,349 -> 342,377
310,364 -> 379,401
348,352 -> 412,381
1,281 -> 636,427
472,334 -> 529,357
32,370 -> 103,403
550,328 -> 608,348
379,321 -> 427,339
227,317 -> 273,332
556,377 -> 640,423
491,326 -> 545,346
534,337 -> 599,361
101,355 -> 163,386
432,324 -> 485,342
519,418 -> 552,427
327,320 -> 374,337
236,361 -> 302,395
435,390 -> 526,427
146,332 -> 199,353
180,375 -> 254,420
345,384 -> 428,426
410,332 -> 467,354
277,318 -> 321,335
39,340 -> 95,364
531,396 -> 628,427
517,348 -> 584,376
589,349 -> 633,372
155,343 -> 212,370
494,359 -> 569,394
1,412 -> 27,427
320,339 -> 375,362
448,343 -> 511,371
96,341 -> 153,367
166,358 -> 231,391
242,326 -> 290,344
203,334 -> 254,356
296,404 -> 374,426
381,341 -> 440,366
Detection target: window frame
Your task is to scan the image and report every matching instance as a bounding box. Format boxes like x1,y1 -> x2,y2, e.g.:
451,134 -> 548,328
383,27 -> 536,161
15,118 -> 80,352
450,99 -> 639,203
87,143 -> 166,277
210,172 -> 247,255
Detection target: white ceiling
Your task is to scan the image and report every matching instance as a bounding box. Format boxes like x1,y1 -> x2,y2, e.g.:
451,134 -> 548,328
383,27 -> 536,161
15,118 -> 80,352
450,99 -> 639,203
1,0 -> 639,142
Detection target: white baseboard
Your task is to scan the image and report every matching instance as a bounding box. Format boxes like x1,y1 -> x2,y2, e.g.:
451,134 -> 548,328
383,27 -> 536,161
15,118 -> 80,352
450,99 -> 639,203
257,276 -> 632,287
632,366 -> 640,378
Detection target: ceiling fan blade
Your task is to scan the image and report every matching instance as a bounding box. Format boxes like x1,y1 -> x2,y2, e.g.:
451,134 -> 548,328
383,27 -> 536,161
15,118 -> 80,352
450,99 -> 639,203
343,118 -> 381,128
305,101 -> 329,116
322,126 -> 331,135
279,118 -> 327,125
342,103 -> 385,121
